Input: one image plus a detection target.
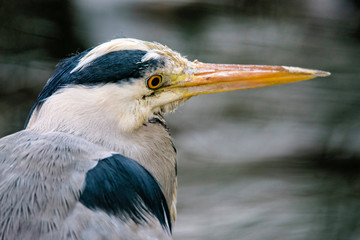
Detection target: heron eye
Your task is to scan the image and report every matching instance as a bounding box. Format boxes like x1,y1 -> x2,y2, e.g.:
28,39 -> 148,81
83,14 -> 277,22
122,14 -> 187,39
147,75 -> 163,89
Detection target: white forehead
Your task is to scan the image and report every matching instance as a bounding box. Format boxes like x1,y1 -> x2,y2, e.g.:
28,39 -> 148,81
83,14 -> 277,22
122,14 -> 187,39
71,38 -> 188,73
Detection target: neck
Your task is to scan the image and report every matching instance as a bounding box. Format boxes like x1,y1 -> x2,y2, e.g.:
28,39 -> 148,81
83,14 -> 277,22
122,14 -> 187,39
26,86 -> 178,222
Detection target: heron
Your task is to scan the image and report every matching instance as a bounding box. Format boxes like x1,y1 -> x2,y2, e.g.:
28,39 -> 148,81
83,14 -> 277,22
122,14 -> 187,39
0,38 -> 330,239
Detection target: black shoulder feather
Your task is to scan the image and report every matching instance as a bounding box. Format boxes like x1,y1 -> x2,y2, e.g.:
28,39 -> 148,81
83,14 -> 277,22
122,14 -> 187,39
79,154 -> 171,232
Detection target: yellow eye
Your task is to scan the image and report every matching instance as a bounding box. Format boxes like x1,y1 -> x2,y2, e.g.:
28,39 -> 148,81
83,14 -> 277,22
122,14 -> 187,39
147,75 -> 163,89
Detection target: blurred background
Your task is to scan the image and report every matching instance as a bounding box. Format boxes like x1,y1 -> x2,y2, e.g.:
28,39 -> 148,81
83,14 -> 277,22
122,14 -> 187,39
1,0 -> 360,239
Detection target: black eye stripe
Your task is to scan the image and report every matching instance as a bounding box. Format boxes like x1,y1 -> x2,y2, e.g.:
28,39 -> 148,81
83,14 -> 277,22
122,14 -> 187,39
26,49 -> 165,127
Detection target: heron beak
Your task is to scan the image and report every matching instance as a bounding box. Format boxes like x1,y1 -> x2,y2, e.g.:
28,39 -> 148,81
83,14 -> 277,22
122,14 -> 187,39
169,61 -> 330,97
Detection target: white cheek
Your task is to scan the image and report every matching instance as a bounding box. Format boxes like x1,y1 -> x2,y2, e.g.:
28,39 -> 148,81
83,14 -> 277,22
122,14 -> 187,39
27,82 -> 156,133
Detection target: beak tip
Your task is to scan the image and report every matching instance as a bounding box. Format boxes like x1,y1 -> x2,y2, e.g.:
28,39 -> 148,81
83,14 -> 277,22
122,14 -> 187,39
282,66 -> 331,78
317,71 -> 331,77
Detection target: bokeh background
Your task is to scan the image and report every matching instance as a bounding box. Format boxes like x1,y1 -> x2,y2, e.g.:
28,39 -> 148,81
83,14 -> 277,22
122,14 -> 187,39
1,0 -> 360,239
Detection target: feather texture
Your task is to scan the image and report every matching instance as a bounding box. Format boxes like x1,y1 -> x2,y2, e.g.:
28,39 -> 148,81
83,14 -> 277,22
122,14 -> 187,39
0,131 -> 171,239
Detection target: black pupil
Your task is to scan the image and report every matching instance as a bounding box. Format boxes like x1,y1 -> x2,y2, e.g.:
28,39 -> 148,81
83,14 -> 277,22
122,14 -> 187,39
151,77 -> 160,87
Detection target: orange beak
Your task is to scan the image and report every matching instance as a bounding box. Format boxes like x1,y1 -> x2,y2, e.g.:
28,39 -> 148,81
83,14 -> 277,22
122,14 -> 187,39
168,61 -> 330,97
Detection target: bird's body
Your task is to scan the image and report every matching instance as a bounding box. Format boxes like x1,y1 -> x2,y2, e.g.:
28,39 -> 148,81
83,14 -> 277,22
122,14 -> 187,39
0,38 -> 329,239
0,130 -> 172,239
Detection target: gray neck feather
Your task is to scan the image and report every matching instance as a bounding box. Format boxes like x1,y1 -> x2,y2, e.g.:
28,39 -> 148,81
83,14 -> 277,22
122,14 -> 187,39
27,106 -> 177,215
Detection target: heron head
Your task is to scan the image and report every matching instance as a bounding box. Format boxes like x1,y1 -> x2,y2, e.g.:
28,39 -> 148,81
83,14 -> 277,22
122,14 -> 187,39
26,38 -> 329,132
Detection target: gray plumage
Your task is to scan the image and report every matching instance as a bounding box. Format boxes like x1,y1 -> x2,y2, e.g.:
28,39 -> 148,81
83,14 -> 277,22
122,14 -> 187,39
0,39 -> 180,240
0,130 -> 172,240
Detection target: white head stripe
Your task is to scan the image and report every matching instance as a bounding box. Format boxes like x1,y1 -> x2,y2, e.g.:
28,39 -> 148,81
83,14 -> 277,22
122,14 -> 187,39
141,51 -> 161,62
70,38 -> 175,73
